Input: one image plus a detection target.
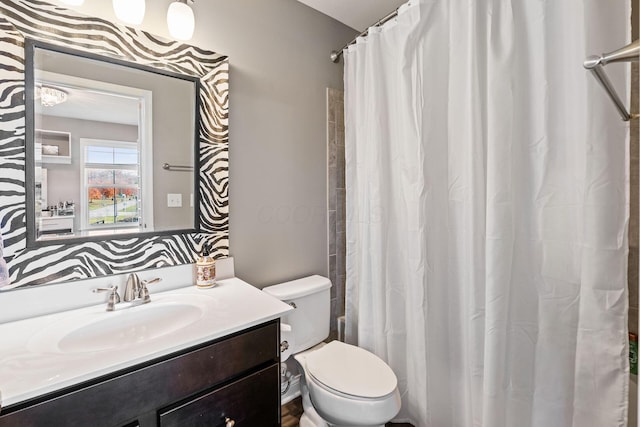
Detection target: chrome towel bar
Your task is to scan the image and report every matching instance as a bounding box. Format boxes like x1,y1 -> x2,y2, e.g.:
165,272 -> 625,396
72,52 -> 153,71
162,162 -> 193,171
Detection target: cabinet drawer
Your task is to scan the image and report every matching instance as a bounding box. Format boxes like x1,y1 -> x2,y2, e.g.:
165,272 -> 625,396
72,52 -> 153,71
160,364 -> 280,427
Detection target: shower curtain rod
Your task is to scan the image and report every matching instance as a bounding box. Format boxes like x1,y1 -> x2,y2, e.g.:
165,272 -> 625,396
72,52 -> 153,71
584,39 -> 639,121
330,7 -> 400,63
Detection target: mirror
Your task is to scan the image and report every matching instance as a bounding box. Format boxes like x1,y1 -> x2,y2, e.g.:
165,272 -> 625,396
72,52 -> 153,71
25,40 -> 200,246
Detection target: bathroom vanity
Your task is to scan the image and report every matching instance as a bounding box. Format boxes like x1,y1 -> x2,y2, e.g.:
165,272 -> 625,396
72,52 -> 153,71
0,278 -> 291,426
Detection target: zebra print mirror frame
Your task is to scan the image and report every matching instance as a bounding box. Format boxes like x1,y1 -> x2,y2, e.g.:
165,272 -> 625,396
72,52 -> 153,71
0,0 -> 229,289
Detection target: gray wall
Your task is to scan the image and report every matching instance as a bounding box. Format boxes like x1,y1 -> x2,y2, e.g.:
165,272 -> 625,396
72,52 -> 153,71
61,0 -> 357,287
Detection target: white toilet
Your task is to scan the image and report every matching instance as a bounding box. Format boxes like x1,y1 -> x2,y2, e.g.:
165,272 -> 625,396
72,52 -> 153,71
263,275 -> 401,427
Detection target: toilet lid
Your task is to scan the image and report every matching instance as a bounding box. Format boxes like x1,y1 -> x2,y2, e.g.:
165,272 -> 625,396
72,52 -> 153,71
305,341 -> 397,399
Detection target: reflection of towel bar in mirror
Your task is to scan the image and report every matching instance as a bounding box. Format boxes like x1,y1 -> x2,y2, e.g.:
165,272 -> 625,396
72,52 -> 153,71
162,162 -> 194,171
584,39 -> 639,121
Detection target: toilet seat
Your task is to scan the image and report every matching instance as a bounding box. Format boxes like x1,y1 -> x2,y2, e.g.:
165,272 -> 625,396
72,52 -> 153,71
294,342 -> 402,425
305,341 -> 397,399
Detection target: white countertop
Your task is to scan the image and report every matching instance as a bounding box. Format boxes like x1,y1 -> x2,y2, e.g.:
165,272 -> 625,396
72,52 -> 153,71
0,277 -> 292,408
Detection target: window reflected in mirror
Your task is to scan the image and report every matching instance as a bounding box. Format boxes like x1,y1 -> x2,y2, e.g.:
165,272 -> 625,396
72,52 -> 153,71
83,140 -> 141,230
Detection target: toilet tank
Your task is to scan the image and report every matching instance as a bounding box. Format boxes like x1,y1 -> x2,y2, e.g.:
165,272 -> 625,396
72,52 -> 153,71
263,275 -> 331,354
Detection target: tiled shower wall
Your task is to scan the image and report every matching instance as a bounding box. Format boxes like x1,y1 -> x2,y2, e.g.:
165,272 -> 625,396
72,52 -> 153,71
630,64 -> 639,336
327,88 -> 346,340
628,4 -> 638,425
629,0 -> 639,338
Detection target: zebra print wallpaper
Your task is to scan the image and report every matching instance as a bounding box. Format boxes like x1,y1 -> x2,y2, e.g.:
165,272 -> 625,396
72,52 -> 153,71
0,0 -> 229,289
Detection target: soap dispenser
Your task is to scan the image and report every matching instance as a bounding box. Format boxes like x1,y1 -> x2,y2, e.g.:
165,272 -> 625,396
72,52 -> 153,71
196,245 -> 216,288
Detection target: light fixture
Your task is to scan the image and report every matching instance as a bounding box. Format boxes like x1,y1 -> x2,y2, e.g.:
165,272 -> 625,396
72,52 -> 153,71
59,0 -> 85,5
37,85 -> 68,107
167,0 -> 195,41
112,0 -> 145,26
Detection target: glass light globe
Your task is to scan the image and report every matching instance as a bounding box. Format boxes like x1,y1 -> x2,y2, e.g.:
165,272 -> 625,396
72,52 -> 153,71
167,1 -> 195,41
113,0 -> 145,25
59,0 -> 85,5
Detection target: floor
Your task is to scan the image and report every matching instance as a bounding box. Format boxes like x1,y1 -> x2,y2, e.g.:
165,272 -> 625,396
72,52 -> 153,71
282,397 -> 414,427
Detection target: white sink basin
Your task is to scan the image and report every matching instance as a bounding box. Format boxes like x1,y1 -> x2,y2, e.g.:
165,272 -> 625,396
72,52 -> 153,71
0,278 -> 294,408
28,294 -> 215,354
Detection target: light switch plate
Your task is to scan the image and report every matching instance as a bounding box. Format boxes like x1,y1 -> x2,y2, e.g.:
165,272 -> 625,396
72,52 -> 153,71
167,193 -> 182,208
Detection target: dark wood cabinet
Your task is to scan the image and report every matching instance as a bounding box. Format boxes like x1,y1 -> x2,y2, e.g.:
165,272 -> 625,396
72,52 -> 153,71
0,320 -> 281,427
159,364 -> 279,427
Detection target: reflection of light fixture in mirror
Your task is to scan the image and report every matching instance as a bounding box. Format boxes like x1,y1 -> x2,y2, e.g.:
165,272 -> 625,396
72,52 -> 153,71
113,0 -> 145,25
59,0 -> 85,5
36,85 -> 68,107
167,0 -> 195,41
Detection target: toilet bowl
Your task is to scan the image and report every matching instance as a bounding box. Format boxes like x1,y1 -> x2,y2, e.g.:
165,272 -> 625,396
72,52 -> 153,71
295,341 -> 401,427
263,276 -> 401,427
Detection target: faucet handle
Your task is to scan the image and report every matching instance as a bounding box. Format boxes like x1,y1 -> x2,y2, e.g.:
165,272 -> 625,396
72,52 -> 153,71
142,277 -> 162,286
139,277 -> 162,303
93,286 -> 120,311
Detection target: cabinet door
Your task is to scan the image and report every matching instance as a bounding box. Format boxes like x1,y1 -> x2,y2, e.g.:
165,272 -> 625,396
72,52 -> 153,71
159,364 -> 280,427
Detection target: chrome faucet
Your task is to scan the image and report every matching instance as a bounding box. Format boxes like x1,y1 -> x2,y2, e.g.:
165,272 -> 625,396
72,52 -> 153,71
93,286 -> 121,311
123,273 -> 141,302
123,273 -> 162,304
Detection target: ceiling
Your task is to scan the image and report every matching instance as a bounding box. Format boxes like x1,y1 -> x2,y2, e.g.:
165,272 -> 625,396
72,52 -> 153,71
36,83 -> 139,126
296,0 -> 407,32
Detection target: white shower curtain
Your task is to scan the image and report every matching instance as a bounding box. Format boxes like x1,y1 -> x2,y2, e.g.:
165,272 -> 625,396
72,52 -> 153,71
344,1 -> 630,427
